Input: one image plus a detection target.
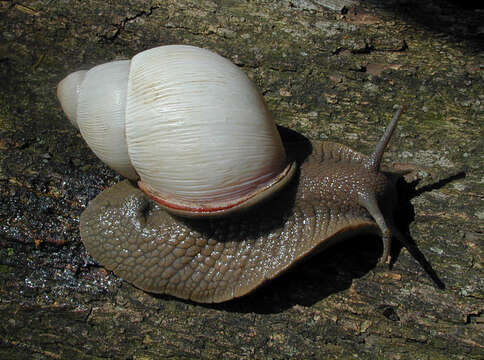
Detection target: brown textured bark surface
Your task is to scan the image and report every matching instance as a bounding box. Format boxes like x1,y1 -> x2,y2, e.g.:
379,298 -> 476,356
0,0 -> 482,359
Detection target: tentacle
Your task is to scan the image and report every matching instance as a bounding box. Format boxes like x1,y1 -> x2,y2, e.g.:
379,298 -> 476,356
358,193 -> 392,264
367,106 -> 404,171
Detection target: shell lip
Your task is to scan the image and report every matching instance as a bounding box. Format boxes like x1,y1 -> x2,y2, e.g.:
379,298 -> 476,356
137,160 -> 297,218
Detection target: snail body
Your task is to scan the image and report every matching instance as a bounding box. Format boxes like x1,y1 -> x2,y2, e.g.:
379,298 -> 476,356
58,45 -> 407,303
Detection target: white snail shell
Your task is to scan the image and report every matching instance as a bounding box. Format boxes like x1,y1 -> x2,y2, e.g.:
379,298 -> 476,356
57,45 -> 296,217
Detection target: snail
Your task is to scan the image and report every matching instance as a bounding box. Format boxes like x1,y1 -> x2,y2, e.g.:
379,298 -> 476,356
58,45 -> 409,303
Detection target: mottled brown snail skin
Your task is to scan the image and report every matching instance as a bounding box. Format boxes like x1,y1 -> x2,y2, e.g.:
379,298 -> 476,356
80,108 -> 405,303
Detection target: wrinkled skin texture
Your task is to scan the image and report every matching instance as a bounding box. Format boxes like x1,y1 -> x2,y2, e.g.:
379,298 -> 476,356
80,136 -> 398,303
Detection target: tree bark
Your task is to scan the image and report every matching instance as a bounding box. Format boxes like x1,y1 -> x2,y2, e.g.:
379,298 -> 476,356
0,0 -> 482,359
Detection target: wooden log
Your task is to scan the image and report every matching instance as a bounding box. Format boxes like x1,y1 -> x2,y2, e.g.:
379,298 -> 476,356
0,0 -> 482,358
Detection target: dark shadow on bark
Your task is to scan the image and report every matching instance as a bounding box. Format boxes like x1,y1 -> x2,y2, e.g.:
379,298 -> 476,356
361,0 -> 484,51
388,172 -> 466,290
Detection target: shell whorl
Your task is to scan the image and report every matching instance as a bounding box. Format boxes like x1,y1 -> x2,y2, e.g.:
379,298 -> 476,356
76,60 -> 138,180
57,69 -> 87,129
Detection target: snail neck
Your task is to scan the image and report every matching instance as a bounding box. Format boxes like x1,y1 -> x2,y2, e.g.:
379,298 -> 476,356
301,157 -> 391,209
